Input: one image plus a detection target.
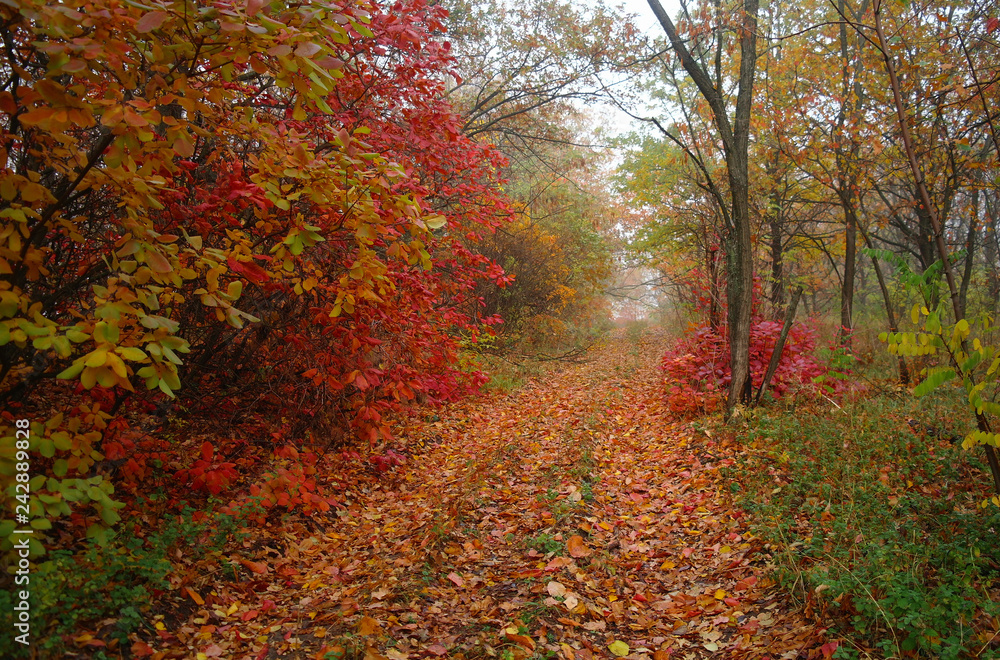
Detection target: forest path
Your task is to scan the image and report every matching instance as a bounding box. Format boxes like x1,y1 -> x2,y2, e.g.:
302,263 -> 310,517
159,329 -> 827,660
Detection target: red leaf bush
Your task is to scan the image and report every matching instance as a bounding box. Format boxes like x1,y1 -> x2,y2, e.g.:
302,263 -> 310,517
661,320 -> 831,416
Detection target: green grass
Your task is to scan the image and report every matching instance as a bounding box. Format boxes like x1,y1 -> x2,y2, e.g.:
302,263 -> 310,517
730,382 -> 1000,659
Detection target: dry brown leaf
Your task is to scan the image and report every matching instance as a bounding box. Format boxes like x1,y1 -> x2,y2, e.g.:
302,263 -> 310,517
358,615 -> 380,636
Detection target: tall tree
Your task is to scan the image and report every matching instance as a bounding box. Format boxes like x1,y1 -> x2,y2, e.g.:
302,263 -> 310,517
646,0 -> 760,417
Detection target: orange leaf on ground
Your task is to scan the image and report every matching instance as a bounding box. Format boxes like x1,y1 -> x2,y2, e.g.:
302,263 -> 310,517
131,641 -> 154,657
504,627 -> 536,651
358,615 -> 380,636
567,534 -> 591,557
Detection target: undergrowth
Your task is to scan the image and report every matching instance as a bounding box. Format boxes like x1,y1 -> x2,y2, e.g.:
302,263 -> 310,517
731,386 -> 1000,659
0,502 -> 261,658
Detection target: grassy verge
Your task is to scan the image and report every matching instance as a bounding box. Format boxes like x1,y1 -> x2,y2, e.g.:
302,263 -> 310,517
729,383 -> 1000,659
0,502 -> 260,658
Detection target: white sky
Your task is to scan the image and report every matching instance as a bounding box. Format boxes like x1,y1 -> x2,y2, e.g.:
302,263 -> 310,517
613,0 -> 665,37
581,0 -> 683,139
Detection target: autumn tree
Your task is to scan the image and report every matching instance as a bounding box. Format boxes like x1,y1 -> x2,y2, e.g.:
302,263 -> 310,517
0,0 -> 513,555
646,0 -> 760,417
445,0 -> 635,350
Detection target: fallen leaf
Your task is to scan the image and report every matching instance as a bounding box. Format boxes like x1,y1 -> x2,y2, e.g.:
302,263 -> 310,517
358,615 -> 380,636
364,648 -> 388,660
131,641 -> 154,657
547,580 -> 567,597
447,572 -> 465,587
820,641 -> 840,658
185,587 -> 205,605
608,640 -> 629,657
504,627 -> 536,651
567,535 -> 591,558
239,559 -> 268,574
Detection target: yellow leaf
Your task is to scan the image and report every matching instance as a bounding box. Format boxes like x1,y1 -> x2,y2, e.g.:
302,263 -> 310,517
99,105 -> 123,128
145,249 -> 173,273
608,641 -> 629,657
106,352 -> 128,378
173,133 -> 195,158
85,348 -> 108,367
425,214 -> 447,230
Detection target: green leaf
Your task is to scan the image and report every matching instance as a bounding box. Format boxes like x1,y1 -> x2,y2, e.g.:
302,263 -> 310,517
913,368 -> 956,397
38,437 -> 55,459
30,517 -> 51,530
99,506 -> 121,526
118,346 -> 148,361
56,358 -> 86,380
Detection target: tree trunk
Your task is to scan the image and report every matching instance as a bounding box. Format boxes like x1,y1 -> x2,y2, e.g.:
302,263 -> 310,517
727,156 -> 755,413
834,0 -> 865,350
756,286 -> 804,405
986,194 -> 1000,316
708,246 -> 722,331
859,225 -> 910,384
840,202 -> 857,347
647,0 -> 760,419
958,189 -> 978,320
769,214 -> 784,317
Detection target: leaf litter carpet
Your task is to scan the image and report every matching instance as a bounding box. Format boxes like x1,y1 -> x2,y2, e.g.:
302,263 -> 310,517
149,329 -> 830,660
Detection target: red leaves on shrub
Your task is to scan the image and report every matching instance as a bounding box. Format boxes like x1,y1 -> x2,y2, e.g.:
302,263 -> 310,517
661,319 -> 829,416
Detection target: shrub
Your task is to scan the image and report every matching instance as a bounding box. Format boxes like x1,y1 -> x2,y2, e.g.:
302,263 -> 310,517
660,319 -> 830,416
